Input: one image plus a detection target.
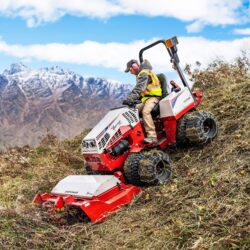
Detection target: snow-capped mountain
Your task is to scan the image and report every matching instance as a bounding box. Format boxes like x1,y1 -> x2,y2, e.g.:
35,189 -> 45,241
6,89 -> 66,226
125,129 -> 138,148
2,63 -> 130,98
0,63 -> 132,149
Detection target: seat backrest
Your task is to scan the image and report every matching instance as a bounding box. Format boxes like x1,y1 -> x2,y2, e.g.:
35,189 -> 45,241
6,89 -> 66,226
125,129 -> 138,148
157,73 -> 168,98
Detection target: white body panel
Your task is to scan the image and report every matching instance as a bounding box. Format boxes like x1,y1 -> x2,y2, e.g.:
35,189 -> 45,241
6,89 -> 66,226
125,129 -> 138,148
51,175 -> 120,198
82,107 -> 139,154
159,87 -> 194,118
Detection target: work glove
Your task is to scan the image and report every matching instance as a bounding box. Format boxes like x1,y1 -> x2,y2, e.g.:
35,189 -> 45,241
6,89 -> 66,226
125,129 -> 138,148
122,99 -> 128,105
122,98 -> 134,106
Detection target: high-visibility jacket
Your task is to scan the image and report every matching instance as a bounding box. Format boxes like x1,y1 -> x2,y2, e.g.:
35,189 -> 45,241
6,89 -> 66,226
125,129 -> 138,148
137,69 -> 162,103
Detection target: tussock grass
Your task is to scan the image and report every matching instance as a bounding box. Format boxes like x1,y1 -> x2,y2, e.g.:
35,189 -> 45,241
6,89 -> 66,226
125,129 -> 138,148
0,58 -> 249,249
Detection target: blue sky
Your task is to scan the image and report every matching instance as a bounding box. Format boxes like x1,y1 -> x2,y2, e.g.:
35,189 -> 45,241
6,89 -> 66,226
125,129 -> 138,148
0,0 -> 250,83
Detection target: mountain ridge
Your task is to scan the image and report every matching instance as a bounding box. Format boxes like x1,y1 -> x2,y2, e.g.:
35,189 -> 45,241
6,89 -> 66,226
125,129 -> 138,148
0,63 -> 132,149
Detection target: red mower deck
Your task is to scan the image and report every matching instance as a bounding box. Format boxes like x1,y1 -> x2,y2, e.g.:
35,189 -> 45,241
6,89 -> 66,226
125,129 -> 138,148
33,175 -> 141,223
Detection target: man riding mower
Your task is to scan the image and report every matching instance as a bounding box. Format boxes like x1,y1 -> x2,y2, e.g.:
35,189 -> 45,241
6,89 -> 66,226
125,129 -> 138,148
123,59 -> 182,145
123,59 -> 162,144
33,37 -> 218,223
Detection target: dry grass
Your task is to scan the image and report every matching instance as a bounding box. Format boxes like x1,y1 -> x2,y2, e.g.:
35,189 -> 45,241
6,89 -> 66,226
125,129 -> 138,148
0,59 -> 249,250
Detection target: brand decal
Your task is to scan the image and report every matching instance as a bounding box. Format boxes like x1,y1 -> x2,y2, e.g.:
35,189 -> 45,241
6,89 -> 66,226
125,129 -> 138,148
96,118 -> 116,141
111,120 -> 121,131
65,190 -> 78,194
96,126 -> 109,141
170,92 -> 182,108
184,97 -> 191,103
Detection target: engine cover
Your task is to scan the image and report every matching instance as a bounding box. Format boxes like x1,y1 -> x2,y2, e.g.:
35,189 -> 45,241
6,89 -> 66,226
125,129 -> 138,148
82,107 -> 139,154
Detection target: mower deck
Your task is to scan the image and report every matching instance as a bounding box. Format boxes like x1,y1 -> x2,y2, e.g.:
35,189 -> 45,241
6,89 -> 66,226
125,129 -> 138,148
33,175 -> 141,223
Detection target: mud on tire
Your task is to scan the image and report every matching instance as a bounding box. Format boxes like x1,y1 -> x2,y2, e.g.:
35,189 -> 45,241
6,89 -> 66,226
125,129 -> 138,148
124,152 -> 144,186
176,115 -> 188,145
177,111 -> 218,145
139,151 -> 171,184
124,150 -> 171,186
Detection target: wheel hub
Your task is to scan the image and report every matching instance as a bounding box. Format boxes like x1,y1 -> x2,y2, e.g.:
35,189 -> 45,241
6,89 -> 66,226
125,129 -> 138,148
203,118 -> 217,137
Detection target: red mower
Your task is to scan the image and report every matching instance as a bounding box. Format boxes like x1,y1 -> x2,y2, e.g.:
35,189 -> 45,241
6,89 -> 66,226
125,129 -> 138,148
33,37 -> 218,223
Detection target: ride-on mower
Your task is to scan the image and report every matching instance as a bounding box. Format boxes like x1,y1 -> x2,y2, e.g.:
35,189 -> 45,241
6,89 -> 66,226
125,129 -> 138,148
33,37 -> 218,223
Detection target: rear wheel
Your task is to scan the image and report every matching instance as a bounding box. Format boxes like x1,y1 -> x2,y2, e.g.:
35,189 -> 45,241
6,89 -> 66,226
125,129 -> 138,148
177,111 -> 218,145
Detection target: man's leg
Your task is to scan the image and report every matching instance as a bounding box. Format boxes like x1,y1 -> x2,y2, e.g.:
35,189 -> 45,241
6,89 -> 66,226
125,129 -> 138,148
142,97 -> 160,139
135,102 -> 144,113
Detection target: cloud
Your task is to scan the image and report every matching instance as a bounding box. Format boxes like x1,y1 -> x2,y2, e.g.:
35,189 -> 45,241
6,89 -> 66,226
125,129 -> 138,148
186,21 -> 205,33
0,36 -> 250,73
0,0 -> 246,31
234,27 -> 250,35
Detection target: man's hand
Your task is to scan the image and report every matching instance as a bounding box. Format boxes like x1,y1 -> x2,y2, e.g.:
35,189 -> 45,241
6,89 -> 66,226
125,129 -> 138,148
122,98 -> 134,106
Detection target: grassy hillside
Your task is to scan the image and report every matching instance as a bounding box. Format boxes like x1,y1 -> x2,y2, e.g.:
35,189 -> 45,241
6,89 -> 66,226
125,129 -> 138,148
0,59 -> 249,249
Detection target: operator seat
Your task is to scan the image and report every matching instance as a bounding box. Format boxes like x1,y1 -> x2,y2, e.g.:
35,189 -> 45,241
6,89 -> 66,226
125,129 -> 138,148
151,73 -> 168,117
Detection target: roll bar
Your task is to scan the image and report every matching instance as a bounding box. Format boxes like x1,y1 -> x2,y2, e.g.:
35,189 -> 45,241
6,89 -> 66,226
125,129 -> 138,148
138,36 -> 196,103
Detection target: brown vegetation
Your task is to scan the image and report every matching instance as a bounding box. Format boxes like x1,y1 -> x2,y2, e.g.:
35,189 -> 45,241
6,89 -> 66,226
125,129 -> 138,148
0,58 -> 249,249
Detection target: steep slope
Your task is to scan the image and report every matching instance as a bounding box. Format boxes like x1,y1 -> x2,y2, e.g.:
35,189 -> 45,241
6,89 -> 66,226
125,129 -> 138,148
0,60 -> 249,249
0,63 -> 131,150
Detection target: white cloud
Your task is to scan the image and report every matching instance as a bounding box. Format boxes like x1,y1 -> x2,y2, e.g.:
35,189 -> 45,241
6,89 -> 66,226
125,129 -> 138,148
0,36 -> 250,73
0,0 -> 246,31
234,27 -> 250,35
186,21 -> 205,33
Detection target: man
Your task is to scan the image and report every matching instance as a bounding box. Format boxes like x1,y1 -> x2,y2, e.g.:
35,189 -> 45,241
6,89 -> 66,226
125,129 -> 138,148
123,59 -> 162,144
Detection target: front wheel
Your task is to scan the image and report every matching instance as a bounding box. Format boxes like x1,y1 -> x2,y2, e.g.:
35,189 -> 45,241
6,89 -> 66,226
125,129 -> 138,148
124,150 -> 172,186
123,152 -> 144,186
139,151 -> 171,184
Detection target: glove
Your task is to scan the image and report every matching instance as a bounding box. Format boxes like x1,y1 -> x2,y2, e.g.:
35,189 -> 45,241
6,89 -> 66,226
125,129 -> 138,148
122,98 -> 134,106
122,99 -> 129,105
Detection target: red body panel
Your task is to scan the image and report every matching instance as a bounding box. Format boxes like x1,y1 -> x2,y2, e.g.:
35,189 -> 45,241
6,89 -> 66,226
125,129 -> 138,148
193,89 -> 203,107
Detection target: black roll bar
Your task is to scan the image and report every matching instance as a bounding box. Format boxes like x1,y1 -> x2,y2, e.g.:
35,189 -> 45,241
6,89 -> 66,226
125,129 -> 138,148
138,36 -> 196,103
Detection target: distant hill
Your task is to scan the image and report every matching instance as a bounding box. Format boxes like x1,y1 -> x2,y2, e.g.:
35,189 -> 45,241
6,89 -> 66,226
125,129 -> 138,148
0,63 -> 131,149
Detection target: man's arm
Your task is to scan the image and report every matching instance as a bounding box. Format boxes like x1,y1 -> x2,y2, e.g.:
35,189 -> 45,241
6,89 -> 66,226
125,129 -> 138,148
128,73 -> 149,100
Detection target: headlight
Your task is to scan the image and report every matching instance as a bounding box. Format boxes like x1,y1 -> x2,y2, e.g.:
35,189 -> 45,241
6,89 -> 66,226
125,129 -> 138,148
82,140 -> 96,149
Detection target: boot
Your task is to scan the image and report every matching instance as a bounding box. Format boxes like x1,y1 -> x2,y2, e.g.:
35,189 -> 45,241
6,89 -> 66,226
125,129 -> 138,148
143,137 -> 157,144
